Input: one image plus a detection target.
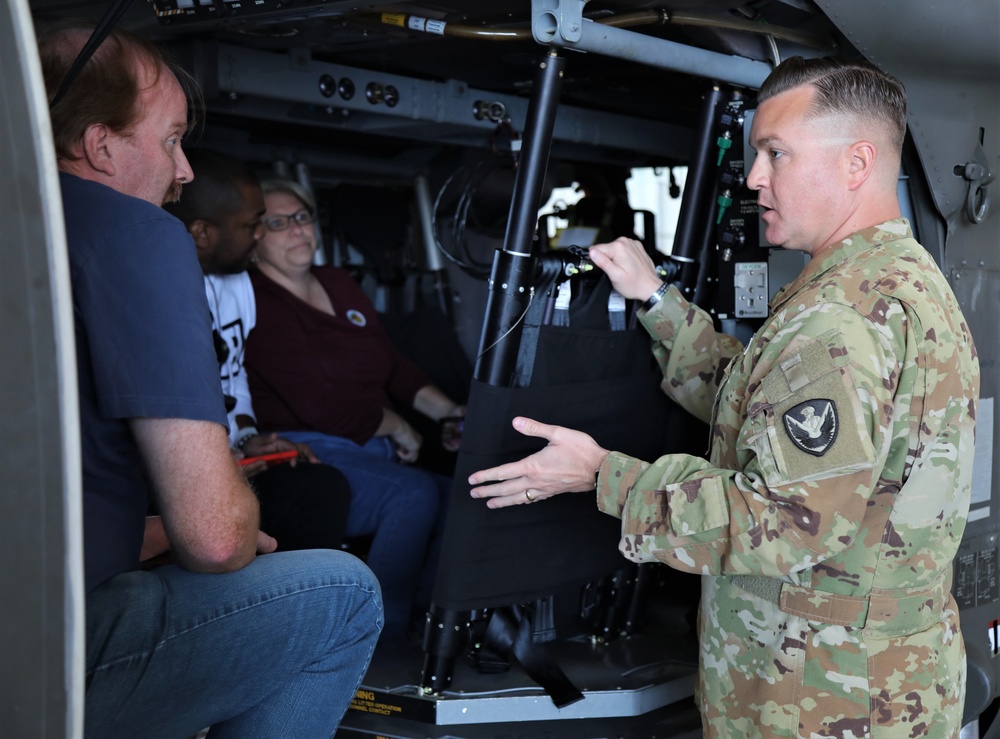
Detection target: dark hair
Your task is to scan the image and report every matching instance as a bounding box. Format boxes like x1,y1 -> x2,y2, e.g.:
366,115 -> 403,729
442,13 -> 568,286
38,21 -> 202,161
165,149 -> 260,226
758,56 -> 907,153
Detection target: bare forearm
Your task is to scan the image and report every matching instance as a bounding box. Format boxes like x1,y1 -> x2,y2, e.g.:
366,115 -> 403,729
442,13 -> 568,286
375,406 -> 404,437
131,417 -> 261,572
140,515 -> 171,562
412,385 -> 462,422
375,407 -> 422,462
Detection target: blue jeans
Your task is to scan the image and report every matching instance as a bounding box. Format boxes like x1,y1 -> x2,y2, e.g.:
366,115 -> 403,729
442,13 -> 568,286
85,550 -> 382,738
281,432 -> 451,641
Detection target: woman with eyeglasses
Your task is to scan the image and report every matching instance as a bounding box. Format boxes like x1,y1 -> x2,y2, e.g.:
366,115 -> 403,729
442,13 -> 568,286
245,178 -> 464,643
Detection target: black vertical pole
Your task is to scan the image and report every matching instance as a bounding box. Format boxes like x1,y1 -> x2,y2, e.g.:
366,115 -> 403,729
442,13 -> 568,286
421,50 -> 566,696
669,85 -> 724,303
473,51 -> 566,386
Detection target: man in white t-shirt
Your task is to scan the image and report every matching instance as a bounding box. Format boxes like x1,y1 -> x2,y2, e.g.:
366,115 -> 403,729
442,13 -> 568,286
166,148 -> 353,551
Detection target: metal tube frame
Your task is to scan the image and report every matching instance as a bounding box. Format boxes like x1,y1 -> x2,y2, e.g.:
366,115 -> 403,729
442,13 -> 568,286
530,0 -> 772,89
472,51 -> 566,386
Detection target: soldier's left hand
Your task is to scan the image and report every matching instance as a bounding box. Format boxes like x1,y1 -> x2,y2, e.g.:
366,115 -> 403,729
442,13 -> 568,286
468,416 -> 610,508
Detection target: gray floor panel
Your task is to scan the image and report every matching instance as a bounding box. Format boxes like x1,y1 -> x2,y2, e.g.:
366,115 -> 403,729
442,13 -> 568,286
338,605 -> 701,738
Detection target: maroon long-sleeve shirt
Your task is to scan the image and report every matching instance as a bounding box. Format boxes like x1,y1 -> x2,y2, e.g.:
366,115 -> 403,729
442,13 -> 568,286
246,266 -> 431,445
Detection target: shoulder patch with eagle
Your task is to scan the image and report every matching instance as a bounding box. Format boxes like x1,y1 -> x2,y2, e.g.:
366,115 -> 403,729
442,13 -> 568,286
782,399 -> 838,456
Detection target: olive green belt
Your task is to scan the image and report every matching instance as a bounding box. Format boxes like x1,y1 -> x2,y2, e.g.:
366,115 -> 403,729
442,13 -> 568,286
730,572 -> 952,637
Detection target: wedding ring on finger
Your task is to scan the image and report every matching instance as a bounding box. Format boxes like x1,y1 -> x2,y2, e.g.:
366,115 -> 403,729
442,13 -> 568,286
524,489 -> 535,503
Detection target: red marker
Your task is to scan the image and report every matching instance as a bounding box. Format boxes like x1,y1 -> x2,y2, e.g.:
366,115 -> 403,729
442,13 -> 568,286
237,450 -> 298,467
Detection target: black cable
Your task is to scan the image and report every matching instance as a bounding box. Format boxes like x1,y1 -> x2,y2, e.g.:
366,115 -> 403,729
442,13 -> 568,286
454,159 -> 495,268
431,168 -> 479,272
431,158 -> 505,278
50,0 -> 138,108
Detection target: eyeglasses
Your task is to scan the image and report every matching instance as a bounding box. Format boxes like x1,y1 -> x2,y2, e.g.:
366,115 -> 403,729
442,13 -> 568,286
261,210 -> 314,232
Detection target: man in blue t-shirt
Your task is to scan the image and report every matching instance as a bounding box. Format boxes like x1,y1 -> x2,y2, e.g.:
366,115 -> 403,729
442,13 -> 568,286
41,22 -> 381,737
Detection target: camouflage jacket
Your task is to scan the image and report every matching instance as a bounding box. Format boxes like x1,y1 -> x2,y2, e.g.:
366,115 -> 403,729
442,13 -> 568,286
596,220 -> 980,738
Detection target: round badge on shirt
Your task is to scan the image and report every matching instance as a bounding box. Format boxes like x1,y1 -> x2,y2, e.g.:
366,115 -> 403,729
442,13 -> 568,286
346,309 -> 367,327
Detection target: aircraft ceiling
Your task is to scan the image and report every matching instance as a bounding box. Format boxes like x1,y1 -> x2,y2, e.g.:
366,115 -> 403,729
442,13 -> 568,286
26,0 -> 998,198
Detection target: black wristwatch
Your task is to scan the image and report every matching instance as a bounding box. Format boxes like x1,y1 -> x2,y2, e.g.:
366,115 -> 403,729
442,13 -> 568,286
640,281 -> 669,312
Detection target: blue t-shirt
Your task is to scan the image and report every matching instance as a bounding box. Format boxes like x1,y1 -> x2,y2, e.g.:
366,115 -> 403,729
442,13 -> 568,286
61,173 -> 228,593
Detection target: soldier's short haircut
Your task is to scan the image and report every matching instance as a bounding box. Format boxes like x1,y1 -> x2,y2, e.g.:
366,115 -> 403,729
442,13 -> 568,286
758,56 -> 907,154
259,178 -> 317,213
166,149 -> 260,226
38,21 -> 201,162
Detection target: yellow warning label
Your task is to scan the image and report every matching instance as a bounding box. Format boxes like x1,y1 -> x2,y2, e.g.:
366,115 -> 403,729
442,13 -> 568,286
349,690 -> 406,717
381,13 -> 406,27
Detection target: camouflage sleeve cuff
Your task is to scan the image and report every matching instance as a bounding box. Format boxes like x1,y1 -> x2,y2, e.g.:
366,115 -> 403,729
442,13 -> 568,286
596,451 -> 651,519
638,284 -> 689,343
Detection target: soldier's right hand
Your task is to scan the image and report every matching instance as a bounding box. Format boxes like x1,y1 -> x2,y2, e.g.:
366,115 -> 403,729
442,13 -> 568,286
589,237 -> 663,301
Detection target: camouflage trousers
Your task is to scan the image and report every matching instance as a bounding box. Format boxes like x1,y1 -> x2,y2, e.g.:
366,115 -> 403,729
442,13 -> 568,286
696,575 -> 965,738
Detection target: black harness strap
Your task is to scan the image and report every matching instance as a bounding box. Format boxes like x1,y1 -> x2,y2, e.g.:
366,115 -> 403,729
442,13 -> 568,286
50,0 -> 137,108
483,605 -> 584,708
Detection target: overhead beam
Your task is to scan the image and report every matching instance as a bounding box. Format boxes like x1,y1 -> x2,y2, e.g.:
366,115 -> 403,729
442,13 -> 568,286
204,42 -> 692,160
531,0 -> 774,89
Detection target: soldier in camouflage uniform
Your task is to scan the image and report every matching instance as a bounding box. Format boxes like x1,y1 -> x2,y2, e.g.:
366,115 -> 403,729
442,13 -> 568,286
469,56 -> 980,738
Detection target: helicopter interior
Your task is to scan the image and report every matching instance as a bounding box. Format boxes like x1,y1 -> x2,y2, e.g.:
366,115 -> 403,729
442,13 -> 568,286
5,0 -> 999,736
